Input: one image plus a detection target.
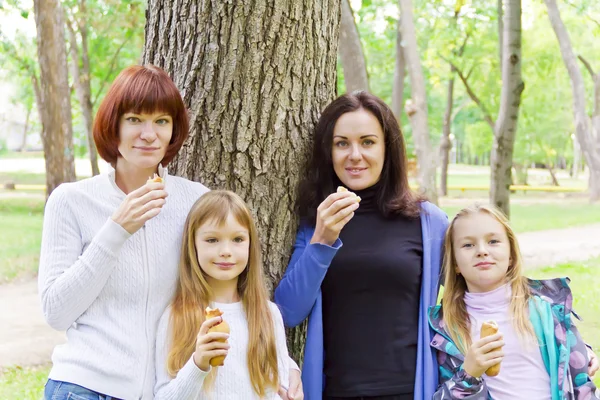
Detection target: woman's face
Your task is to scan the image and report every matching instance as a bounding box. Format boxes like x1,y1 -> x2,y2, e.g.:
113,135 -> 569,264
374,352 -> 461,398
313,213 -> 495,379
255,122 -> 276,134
117,111 -> 173,171
331,109 -> 385,191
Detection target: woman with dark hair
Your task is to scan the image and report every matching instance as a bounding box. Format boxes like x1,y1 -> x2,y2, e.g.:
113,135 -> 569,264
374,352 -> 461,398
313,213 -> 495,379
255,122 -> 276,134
275,91 -> 448,400
39,65 -> 302,400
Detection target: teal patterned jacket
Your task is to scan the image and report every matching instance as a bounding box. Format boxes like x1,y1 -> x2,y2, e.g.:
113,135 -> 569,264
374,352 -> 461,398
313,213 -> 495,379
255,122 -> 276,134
428,278 -> 599,400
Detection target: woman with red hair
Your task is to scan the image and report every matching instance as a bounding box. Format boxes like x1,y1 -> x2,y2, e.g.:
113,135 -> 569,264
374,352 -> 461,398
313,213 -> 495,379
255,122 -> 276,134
38,65 -> 302,400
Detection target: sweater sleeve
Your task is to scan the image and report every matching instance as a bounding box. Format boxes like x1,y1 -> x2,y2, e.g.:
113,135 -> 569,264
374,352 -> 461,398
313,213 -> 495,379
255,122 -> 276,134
274,223 -> 342,327
38,185 -> 131,330
154,307 -> 208,400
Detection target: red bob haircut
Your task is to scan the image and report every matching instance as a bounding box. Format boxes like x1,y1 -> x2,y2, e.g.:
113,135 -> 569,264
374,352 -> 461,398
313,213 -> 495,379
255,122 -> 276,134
93,64 -> 189,166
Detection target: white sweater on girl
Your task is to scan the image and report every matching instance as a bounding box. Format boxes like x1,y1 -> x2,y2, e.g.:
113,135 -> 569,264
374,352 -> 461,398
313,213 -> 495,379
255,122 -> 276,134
155,301 -> 290,399
38,169 -> 209,400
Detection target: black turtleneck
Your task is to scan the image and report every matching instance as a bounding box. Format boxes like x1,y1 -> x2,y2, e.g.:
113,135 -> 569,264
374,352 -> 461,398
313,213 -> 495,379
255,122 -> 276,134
321,182 -> 423,398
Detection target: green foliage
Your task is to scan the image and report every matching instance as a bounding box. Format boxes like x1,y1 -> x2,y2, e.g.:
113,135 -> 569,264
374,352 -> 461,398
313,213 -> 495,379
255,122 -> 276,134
0,365 -> 50,399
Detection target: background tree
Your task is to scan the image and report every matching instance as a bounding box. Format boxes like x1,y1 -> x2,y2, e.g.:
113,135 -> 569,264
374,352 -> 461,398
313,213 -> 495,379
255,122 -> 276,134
339,0 -> 369,92
33,0 -> 76,196
490,0 -> 524,217
399,0 -> 438,203
142,0 -> 342,362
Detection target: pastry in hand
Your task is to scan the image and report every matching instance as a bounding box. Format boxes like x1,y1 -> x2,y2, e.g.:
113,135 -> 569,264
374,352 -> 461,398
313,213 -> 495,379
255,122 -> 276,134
206,307 -> 230,367
147,173 -> 163,184
480,320 -> 501,376
337,186 -> 360,202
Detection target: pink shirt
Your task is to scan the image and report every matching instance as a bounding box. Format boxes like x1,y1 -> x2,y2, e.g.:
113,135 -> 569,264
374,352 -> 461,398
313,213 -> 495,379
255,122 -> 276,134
464,284 -> 551,400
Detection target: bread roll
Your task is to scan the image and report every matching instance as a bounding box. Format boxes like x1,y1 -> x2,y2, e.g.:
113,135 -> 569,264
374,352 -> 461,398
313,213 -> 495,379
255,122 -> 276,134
480,320 -> 501,376
205,307 -> 230,367
147,173 -> 163,184
337,186 -> 348,193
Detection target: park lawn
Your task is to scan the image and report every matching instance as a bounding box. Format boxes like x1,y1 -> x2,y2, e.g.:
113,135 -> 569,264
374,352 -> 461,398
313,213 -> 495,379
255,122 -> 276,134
0,364 -> 50,399
0,198 -> 44,283
0,171 -> 46,185
442,202 -> 600,233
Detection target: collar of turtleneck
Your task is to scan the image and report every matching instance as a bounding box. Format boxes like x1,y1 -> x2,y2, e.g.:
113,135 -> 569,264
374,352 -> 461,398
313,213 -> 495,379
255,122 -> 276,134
464,283 -> 511,312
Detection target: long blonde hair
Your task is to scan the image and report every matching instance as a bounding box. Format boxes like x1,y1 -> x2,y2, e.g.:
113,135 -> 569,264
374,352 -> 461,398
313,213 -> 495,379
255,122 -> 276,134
167,190 -> 279,396
441,204 -> 535,354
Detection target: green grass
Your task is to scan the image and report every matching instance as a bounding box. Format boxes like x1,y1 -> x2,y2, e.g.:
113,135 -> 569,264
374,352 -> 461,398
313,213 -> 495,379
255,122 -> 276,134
442,202 -> 600,233
0,151 -> 44,159
0,365 -> 50,399
0,198 -> 44,283
528,258 -> 600,386
0,172 -> 46,185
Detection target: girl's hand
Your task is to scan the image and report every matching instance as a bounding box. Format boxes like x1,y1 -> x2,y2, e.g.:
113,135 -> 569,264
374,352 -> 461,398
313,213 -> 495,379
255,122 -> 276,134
278,368 -> 304,399
193,316 -> 230,372
588,347 -> 599,378
111,181 -> 168,234
463,332 -> 505,378
310,191 -> 360,246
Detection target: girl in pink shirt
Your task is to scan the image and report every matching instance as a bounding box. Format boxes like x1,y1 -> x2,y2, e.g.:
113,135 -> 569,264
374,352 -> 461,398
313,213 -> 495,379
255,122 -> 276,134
428,204 -> 599,399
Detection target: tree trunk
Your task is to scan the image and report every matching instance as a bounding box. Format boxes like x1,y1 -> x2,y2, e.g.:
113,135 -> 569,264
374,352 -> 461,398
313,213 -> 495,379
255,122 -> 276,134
440,67 -> 454,197
572,134 -> 580,178
21,107 -> 31,152
339,0 -> 369,92
545,0 -> 600,202
547,164 -> 560,186
66,3 -> 100,176
34,0 -> 76,197
498,0 -> 503,64
143,0 -> 341,363
392,17 -> 405,119
490,0 -> 523,218
400,0 -> 437,203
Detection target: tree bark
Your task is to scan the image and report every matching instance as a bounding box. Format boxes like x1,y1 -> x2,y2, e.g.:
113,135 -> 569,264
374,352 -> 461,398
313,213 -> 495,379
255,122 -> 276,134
339,0 -> 369,92
440,67 -> 454,197
20,107 -> 31,152
392,18 -> 405,119
545,0 -> 600,201
490,0 -> 524,217
143,0 -> 341,363
399,0 -> 438,203
34,0 -> 76,197
498,0 -> 503,64
66,3 -> 100,176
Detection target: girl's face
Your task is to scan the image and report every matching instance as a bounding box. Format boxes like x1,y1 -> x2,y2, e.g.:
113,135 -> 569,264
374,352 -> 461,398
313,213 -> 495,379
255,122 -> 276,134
194,213 -> 250,286
331,109 -> 385,191
452,212 -> 511,293
117,111 -> 173,171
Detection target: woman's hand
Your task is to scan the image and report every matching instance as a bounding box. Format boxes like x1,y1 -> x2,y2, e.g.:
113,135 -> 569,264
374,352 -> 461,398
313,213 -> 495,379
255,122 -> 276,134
588,347 -> 599,378
111,181 -> 168,234
278,368 -> 304,399
462,332 -> 505,378
310,190 -> 360,246
192,316 -> 230,372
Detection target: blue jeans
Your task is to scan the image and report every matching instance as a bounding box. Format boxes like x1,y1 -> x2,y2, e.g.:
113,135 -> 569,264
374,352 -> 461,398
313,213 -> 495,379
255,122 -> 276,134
44,379 -> 121,400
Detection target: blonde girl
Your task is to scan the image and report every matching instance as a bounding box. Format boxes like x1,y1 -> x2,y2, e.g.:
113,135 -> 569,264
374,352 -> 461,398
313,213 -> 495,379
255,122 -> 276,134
429,204 -> 599,400
154,190 -> 293,399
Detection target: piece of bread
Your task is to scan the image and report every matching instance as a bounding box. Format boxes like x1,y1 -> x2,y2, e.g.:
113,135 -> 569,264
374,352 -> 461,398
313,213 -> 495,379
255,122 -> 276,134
205,307 -> 230,367
147,173 -> 163,184
480,320 -> 501,376
336,186 -> 361,202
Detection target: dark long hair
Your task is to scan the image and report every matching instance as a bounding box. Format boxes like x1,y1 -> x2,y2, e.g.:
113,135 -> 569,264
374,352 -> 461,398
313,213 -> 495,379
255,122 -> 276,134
297,91 -> 423,223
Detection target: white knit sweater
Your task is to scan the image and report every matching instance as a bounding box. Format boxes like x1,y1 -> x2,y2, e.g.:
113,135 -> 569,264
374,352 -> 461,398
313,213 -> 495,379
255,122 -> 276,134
38,169 -> 209,400
154,301 -> 290,400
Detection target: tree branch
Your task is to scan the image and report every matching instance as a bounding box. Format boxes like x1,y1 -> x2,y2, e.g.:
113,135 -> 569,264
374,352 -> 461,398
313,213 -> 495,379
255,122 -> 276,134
440,55 -> 495,130
92,38 -> 129,107
563,0 -> 600,30
578,54 -> 595,79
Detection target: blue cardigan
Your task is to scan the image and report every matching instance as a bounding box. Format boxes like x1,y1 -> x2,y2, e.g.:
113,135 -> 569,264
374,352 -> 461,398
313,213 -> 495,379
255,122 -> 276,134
274,201 -> 449,400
